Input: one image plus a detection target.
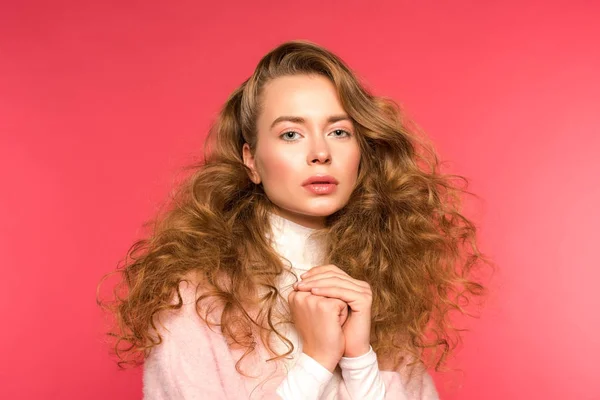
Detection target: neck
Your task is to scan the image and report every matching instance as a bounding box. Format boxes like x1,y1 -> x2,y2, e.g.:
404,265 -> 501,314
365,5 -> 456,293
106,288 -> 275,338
270,208 -> 326,229
267,211 -> 326,273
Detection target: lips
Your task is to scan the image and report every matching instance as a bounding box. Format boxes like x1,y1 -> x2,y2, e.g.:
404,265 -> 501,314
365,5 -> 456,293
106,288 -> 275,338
301,175 -> 339,185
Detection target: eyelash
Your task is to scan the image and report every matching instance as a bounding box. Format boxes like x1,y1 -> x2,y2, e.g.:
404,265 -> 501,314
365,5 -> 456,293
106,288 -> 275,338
279,129 -> 352,141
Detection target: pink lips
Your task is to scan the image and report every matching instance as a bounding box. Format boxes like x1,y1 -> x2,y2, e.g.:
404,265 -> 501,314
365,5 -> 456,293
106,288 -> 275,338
301,175 -> 339,186
302,175 -> 338,195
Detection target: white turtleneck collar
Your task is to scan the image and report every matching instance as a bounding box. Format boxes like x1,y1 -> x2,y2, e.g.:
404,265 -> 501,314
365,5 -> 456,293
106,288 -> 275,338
267,211 -> 327,278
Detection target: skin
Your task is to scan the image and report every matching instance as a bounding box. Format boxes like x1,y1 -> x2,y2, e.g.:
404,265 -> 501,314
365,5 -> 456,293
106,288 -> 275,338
242,74 -> 373,373
242,73 -> 360,230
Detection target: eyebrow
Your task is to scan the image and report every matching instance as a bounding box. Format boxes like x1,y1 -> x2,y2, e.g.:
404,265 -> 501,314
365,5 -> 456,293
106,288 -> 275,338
270,114 -> 352,130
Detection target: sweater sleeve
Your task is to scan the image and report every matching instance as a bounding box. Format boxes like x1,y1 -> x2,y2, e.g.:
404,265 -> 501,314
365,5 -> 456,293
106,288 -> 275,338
376,369 -> 439,400
335,347 -> 439,400
142,281 -> 333,400
275,352 -> 334,399
338,346 -> 386,399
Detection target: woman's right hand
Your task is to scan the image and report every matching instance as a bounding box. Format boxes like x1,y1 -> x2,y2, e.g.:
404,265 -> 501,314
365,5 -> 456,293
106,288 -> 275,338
288,290 -> 348,373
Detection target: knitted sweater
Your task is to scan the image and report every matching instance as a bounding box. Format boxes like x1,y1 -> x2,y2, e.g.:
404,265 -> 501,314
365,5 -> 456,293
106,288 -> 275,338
142,212 -> 440,399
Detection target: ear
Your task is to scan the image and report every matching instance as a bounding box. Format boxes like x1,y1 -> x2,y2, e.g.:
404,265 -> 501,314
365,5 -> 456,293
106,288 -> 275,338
242,143 -> 261,184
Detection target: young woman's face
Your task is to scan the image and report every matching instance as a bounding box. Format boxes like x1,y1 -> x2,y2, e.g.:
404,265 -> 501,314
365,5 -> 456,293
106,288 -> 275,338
243,74 -> 361,229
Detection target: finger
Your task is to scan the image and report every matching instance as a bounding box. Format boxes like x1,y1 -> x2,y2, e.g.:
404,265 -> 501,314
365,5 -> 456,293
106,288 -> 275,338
298,272 -> 354,286
296,276 -> 369,293
309,286 -> 371,309
320,297 -> 349,314
301,267 -> 370,290
301,270 -> 347,279
289,289 -> 311,303
300,264 -> 346,279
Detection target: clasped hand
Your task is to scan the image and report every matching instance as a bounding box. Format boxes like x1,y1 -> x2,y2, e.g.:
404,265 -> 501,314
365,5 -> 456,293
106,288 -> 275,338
287,264 -> 373,371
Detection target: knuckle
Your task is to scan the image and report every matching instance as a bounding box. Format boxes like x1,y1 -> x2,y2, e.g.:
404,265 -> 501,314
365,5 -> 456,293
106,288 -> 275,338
334,298 -> 346,307
303,293 -> 317,305
297,291 -> 310,300
317,298 -> 331,311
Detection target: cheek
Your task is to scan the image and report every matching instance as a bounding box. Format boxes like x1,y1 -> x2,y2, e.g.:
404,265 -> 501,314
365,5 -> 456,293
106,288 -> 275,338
347,147 -> 362,180
258,150 -> 301,181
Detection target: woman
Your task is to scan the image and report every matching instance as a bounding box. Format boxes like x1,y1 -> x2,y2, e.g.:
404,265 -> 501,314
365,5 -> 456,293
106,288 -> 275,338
98,40 -> 492,399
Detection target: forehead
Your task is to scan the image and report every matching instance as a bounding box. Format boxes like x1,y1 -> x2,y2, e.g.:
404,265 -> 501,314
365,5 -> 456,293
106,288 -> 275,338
258,74 -> 347,125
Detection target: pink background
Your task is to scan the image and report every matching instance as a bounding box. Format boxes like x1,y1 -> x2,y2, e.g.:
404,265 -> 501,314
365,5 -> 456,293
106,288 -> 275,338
1,1 -> 598,399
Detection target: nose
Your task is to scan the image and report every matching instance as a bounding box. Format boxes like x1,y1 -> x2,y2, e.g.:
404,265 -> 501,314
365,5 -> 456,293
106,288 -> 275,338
308,136 -> 331,165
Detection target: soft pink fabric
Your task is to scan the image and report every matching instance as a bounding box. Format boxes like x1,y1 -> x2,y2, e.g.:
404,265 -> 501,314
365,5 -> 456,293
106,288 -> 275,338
142,279 -> 439,399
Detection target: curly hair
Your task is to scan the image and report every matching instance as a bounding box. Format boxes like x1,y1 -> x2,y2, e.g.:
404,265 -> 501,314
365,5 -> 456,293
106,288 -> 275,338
97,39 -> 495,380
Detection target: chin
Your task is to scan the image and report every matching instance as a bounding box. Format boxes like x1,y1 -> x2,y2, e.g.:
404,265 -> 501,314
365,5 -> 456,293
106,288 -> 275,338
272,194 -> 350,219
300,203 -> 346,217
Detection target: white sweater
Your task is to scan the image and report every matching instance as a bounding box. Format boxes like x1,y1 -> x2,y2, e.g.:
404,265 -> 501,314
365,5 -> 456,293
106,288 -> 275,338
142,211 -> 439,399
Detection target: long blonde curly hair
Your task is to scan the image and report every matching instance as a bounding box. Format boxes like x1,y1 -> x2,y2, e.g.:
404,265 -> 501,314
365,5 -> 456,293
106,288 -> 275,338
97,39 -> 495,379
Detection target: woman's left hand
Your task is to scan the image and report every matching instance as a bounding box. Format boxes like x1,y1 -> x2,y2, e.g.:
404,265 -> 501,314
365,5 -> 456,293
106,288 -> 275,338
292,264 -> 373,358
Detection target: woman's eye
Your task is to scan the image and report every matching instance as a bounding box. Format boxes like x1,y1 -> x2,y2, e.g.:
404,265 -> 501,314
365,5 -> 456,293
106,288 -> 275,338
331,129 -> 351,137
280,131 -> 300,141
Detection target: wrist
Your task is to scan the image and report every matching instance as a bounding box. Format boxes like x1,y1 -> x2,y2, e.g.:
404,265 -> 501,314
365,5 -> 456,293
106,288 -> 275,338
343,345 -> 371,358
303,349 -> 340,373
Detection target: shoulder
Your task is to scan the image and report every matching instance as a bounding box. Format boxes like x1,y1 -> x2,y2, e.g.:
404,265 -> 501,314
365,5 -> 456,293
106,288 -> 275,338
151,273 -> 223,340
142,276 -> 255,399
378,352 -> 439,399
